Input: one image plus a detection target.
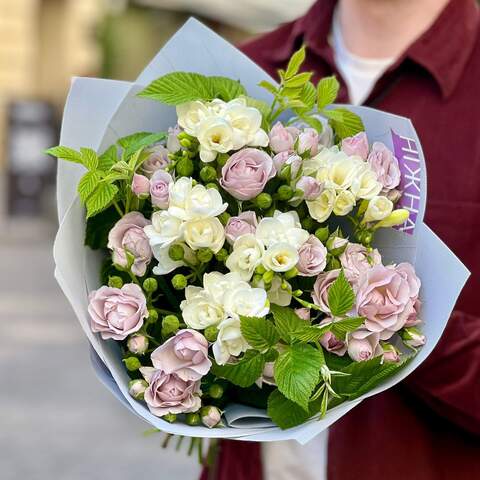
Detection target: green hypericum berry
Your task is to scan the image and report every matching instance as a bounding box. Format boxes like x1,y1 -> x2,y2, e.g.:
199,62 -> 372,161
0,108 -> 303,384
218,212 -> 231,226
284,267 -> 298,280
171,274 -> 187,290
185,412 -> 201,426
168,244 -> 185,261
205,182 -> 219,190
142,277 -> 158,293
215,248 -> 229,262
176,157 -> 194,177
315,226 -> 329,242
277,185 -> 294,201
301,216 -> 315,231
216,153 -> 229,167
208,383 -> 224,399
163,413 -> 177,423
200,165 -> 217,183
251,274 -> 262,287
262,270 -> 274,284
255,193 -> 272,210
123,356 -> 142,372
255,264 -> 266,275
204,326 -> 218,342
327,257 -> 341,270
179,138 -> 192,149
108,276 -> 123,288
162,315 -> 180,334
147,308 -> 159,323
197,248 -> 213,263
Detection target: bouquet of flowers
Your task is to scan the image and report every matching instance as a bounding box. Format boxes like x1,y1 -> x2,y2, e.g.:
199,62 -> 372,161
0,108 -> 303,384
51,19 -> 469,446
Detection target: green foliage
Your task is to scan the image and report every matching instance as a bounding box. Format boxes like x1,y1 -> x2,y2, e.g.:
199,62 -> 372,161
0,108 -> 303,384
85,182 -> 119,219
284,45 -> 306,79
98,145 -> 118,171
211,350 -> 265,388
328,270 -> 355,317
270,305 -> 307,344
118,131 -> 167,157
291,323 -> 332,343
80,147 -> 99,171
274,343 -> 324,410
324,107 -> 365,139
316,76 -> 340,110
78,171 -> 101,203
240,316 -> 280,352
45,146 -> 83,164
267,389 -> 312,430
331,316 -> 365,340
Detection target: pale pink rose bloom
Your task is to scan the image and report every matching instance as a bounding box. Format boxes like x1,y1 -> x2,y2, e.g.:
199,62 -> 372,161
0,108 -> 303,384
272,151 -> 290,171
88,283 -> 148,340
312,269 -> 341,313
140,367 -> 201,417
339,243 -> 382,283
297,235 -> 328,276
268,122 -> 298,153
341,132 -> 370,160
107,212 -> 152,276
296,176 -> 323,201
131,173 -> 150,196
404,299 -> 422,327
294,308 -> 311,321
142,144 -> 170,177
319,319 -> 347,356
356,263 -> 421,339
297,128 -> 319,156
150,170 -> 173,209
347,329 -> 381,362
151,329 -> 211,382
225,211 -> 258,245
367,142 -> 401,191
220,148 -> 276,200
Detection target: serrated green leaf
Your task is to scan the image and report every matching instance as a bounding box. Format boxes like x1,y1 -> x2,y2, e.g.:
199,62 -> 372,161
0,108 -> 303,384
209,76 -> 247,101
294,114 -> 325,133
118,132 -> 152,149
282,86 -> 303,99
45,146 -> 83,164
299,81 -> 316,110
240,316 -> 280,352
80,147 -> 98,171
211,350 -> 265,388
270,305 -> 306,344
267,389 -> 312,429
331,316 -> 365,341
285,46 -> 306,79
328,270 -> 355,317
324,107 -> 365,140
284,72 -> 313,88
317,76 -> 340,109
287,99 -> 307,109
78,171 -> 101,203
291,323 -> 332,343
274,343 -> 323,410
125,133 -> 166,159
98,145 -> 118,171
258,80 -> 278,95
85,182 -> 118,219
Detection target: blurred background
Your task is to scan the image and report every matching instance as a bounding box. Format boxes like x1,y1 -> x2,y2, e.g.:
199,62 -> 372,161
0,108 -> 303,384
0,1 -> 314,478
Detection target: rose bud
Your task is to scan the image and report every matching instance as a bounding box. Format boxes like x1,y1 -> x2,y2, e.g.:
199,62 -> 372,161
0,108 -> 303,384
201,406 -> 222,428
294,308 -> 311,321
341,132 -> 369,159
347,330 -> 381,362
128,379 -> 148,400
295,176 -> 322,201
400,327 -> 426,348
127,334 -> 149,355
131,173 -> 150,197
381,342 -> 400,363
123,356 -> 142,371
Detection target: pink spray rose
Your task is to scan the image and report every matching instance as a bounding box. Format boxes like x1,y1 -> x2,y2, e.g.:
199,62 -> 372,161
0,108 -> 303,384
140,367 -> 201,416
296,176 -> 323,201
225,211 -> 258,245
297,128 -> 319,156
268,122 -> 298,153
347,329 -> 382,362
341,132 -> 370,159
151,329 -> 211,381
131,173 -> 150,197
356,262 -> 421,339
142,144 -> 170,177
367,142 -> 401,191
319,319 -> 347,356
107,212 -> 152,276
272,151 -> 290,171
150,170 -> 173,209
339,243 -> 382,283
220,148 -> 275,200
88,283 -> 148,340
312,269 -> 341,313
297,235 -> 328,276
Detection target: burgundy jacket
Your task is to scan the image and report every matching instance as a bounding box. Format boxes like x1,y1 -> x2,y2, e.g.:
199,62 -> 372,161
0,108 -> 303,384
202,1 -> 480,478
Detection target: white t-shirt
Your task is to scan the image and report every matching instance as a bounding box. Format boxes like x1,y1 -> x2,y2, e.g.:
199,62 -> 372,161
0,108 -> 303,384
262,12 -> 398,480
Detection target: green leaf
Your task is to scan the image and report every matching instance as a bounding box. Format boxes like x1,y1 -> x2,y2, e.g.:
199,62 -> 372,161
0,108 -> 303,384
270,305 -> 306,344
284,72 -> 313,88
78,171 -> 101,203
45,146 -> 83,164
211,350 -> 265,388
85,206 -> 121,249
316,76 -> 340,109
331,316 -> 365,341
291,323 -> 332,343
85,182 -> 119,219
209,76 -> 247,101
80,147 -> 98,171
98,145 -> 118,171
324,107 -> 365,140
258,80 -> 278,95
274,343 -> 324,410
299,81 -> 316,110
267,389 -> 311,429
328,270 -> 355,317
285,46 -> 306,79
297,115 -> 324,133
240,316 -> 280,352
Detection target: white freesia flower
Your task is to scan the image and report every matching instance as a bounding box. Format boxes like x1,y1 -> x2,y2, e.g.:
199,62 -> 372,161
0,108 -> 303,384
303,145 -> 345,175
181,289 -> 225,330
176,101 -> 210,135
196,116 -> 235,163
307,187 -> 336,222
268,275 -> 292,307
183,184 -> 227,220
364,195 -> 394,223
151,244 -> 183,275
226,234 -> 265,281
213,317 -> 250,365
223,282 -> 269,318
255,211 -> 309,249
319,155 -> 364,191
333,189 -> 356,216
168,177 -> 193,217
144,210 -> 183,248
182,216 -> 225,253
202,271 -> 243,305
263,242 -> 299,272
351,165 -> 383,200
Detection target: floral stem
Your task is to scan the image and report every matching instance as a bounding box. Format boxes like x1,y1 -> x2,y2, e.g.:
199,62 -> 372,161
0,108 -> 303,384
112,199 -> 123,217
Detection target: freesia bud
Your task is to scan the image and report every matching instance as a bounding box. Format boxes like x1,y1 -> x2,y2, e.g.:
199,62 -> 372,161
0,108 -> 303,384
363,196 -> 393,223
201,406 -> 222,428
128,379 -> 148,400
127,334 -> 149,355
374,209 -> 410,229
